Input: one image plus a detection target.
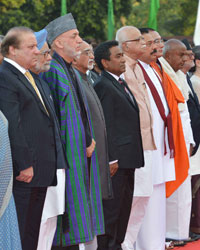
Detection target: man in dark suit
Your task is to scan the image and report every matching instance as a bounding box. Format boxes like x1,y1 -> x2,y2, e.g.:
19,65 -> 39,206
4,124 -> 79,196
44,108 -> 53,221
94,40 -> 144,250
0,26 -> 58,250
181,39 -> 200,155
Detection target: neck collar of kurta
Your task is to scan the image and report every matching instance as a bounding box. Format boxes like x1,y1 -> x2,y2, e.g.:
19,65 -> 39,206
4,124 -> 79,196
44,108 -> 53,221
77,70 -> 87,81
124,54 -> 138,70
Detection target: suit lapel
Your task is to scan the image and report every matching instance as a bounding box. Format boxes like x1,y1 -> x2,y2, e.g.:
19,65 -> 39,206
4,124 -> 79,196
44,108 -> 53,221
33,74 -> 56,118
187,74 -> 200,107
102,71 -> 139,111
2,61 -> 50,118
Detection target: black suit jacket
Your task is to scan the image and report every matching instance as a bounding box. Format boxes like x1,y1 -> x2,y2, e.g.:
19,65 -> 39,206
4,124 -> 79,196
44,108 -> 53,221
94,70 -> 144,169
187,74 -> 200,155
33,72 -> 69,170
0,60 -> 57,187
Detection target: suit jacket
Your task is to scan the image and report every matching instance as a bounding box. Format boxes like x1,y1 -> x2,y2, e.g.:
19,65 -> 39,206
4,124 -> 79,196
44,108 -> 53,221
0,60 -> 57,187
33,72 -> 69,170
94,70 -> 144,169
187,74 -> 200,155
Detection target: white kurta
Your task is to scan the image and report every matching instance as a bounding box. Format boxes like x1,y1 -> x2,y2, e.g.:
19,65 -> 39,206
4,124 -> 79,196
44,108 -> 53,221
134,62 -> 175,250
165,71 -> 194,241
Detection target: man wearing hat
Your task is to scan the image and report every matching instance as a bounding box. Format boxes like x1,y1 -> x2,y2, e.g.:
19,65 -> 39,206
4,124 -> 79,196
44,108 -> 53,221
42,13 -> 104,249
29,29 -> 69,250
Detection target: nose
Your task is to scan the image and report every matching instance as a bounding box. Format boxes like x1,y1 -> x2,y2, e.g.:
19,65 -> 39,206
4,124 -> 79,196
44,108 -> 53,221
90,52 -> 94,59
121,55 -> 126,63
35,47 -> 40,55
152,42 -> 157,50
141,39 -> 146,47
47,53 -> 52,61
77,35 -> 83,44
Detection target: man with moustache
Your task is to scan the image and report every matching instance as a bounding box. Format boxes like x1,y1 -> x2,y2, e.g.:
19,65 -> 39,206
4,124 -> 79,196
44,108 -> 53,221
115,26 -> 157,250
134,28 -> 176,250
94,40 -> 144,250
0,27 -> 58,250
72,40 -> 112,200
72,40 -> 113,250
42,14 -> 104,250
28,29 -> 68,250
181,39 -> 200,156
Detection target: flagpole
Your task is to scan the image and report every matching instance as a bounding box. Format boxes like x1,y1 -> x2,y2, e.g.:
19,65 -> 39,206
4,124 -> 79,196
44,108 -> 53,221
148,0 -> 160,30
107,0 -> 115,40
61,0 -> 67,16
194,0 -> 200,45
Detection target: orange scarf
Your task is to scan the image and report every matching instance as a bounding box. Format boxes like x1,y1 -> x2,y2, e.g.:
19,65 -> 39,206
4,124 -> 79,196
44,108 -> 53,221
151,61 -> 189,198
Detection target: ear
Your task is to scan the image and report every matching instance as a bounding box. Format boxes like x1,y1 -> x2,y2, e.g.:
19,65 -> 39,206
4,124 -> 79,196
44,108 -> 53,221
101,58 -> 108,70
122,42 -> 128,52
9,46 -> 16,56
164,51 -> 170,61
196,59 -> 200,68
54,38 -> 63,49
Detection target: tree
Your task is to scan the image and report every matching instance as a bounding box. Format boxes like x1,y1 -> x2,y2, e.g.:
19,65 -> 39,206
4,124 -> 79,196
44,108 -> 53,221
0,0 -> 198,40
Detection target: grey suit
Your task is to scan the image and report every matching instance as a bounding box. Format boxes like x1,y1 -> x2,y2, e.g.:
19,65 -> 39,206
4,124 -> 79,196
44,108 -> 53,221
76,69 -> 113,200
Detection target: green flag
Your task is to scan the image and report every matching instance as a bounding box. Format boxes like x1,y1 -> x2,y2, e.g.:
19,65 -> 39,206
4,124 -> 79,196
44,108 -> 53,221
107,0 -> 115,40
61,0 -> 67,16
148,0 -> 160,30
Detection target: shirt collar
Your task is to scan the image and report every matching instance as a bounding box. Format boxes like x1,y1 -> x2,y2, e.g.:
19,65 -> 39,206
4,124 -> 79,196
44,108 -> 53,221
106,71 -> 122,81
138,60 -> 151,70
4,57 -> 27,74
124,54 -> 138,70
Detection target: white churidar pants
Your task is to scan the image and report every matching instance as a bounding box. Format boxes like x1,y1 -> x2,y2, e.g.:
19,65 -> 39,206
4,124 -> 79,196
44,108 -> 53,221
166,175 -> 192,240
135,183 -> 166,250
37,169 -> 66,250
79,237 -> 97,250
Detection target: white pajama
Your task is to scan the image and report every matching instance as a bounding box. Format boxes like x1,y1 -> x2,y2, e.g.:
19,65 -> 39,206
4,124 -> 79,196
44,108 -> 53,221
123,62 -> 176,250
79,237 -> 97,250
122,151 -> 153,250
136,183 -> 166,250
166,175 -> 192,240
37,169 -> 66,250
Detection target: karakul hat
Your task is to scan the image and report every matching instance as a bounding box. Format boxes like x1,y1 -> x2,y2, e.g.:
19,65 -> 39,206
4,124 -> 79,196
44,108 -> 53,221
45,13 -> 77,45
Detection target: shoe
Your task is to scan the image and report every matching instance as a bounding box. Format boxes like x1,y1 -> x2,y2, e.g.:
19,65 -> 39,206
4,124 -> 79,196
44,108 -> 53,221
189,231 -> 200,241
165,241 -> 174,249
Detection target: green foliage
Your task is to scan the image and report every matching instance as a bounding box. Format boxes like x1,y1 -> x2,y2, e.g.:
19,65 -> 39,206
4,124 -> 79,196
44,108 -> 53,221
0,0 -> 198,40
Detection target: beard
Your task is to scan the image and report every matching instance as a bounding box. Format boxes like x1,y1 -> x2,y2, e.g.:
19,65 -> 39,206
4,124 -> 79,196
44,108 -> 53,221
87,60 -> 94,70
63,43 -> 80,59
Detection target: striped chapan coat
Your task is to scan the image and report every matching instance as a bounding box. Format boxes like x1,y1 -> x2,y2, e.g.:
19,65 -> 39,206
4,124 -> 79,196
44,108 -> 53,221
42,52 -> 104,246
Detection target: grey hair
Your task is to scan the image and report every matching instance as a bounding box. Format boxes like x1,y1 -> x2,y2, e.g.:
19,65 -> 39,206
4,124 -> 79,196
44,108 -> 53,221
115,26 -> 135,49
163,39 -> 185,56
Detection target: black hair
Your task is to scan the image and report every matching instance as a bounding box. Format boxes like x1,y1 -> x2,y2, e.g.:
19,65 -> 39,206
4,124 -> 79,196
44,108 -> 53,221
94,40 -> 119,71
190,46 -> 200,73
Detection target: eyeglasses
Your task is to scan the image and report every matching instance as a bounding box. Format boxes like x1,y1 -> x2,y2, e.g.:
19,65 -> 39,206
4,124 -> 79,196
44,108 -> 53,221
187,53 -> 195,59
154,38 -> 164,44
146,41 -> 154,47
40,49 -> 51,58
124,37 -> 144,43
81,49 -> 94,56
